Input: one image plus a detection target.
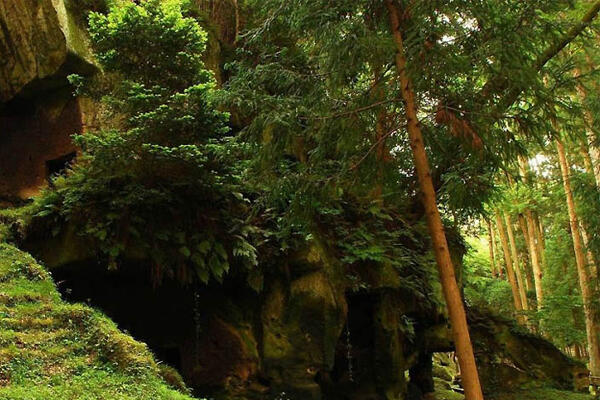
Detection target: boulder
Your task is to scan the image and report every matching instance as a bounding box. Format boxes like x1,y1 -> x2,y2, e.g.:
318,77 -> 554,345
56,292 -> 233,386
0,0 -> 98,103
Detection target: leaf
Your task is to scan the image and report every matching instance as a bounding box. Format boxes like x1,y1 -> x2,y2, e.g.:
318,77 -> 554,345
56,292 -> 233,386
195,266 -> 209,284
197,241 -> 211,254
191,253 -> 205,268
179,246 -> 191,258
214,242 -> 228,260
247,269 -> 264,292
109,246 -> 120,258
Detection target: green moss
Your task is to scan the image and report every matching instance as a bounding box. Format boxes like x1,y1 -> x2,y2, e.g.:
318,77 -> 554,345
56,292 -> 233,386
0,243 -> 196,399
489,388 -> 593,400
0,203 -> 38,242
433,381 -> 592,400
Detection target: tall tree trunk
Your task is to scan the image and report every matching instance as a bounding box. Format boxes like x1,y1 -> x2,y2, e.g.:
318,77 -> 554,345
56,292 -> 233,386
487,219 -> 498,277
370,66 -> 390,202
385,2 -> 484,398
525,210 -> 544,309
556,138 -> 600,376
575,69 -> 600,187
493,225 -> 504,278
533,212 -> 547,271
581,144 -> 595,177
231,0 -> 240,43
578,144 -> 600,283
517,157 -> 544,308
580,221 -> 599,287
505,213 -> 529,311
495,212 -> 525,318
517,214 -> 534,292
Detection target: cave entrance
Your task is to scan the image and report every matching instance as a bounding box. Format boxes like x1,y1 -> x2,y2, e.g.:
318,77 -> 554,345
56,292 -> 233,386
46,151 -> 76,182
154,346 -> 183,371
320,291 -> 376,400
50,259 -> 261,397
52,260 -> 196,379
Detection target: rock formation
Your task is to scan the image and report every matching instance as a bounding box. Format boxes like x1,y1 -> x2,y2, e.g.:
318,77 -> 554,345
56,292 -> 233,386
0,0 -> 100,202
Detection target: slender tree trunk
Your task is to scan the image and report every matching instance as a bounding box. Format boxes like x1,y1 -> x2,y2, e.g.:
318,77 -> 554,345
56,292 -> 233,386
580,221 -> 599,287
231,0 -> 240,43
579,144 -> 600,283
495,212 -> 525,317
487,219 -> 498,277
385,2 -> 484,398
517,157 -> 544,308
556,138 -> 600,376
533,212 -> 547,271
581,144 -> 595,177
575,69 -> 600,187
525,210 -> 544,309
370,67 -> 390,202
505,213 -> 529,311
493,226 -> 504,278
575,345 -> 583,359
517,214 -> 534,292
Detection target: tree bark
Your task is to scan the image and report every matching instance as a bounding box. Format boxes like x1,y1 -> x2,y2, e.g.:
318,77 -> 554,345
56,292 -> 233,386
505,213 -> 529,311
517,214 -> 534,292
231,0 -> 240,43
575,70 -> 600,188
580,221 -> 599,287
579,144 -> 600,283
525,211 -> 544,309
370,67 -> 390,202
556,138 -> 600,376
535,213 -> 546,270
495,212 -> 525,318
487,219 -> 498,277
516,156 -> 544,306
385,2 -> 484,399
493,224 -> 504,278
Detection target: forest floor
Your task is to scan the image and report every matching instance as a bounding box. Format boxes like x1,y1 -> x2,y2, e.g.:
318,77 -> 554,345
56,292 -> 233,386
489,388 -> 594,399
434,375 -> 594,400
435,386 -> 594,400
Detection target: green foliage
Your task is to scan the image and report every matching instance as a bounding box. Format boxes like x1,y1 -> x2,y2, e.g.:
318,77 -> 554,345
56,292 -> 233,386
538,210 -> 587,348
322,200 -> 439,304
39,0 -> 259,284
463,236 -> 515,318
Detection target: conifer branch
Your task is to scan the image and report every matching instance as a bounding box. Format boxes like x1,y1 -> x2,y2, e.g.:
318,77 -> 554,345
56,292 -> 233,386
484,0 -> 600,114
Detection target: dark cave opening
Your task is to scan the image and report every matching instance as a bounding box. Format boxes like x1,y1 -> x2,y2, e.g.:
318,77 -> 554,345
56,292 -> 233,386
46,151 -> 77,182
321,291 -> 442,400
52,260 -> 196,383
50,259 -> 263,397
319,291 -> 377,400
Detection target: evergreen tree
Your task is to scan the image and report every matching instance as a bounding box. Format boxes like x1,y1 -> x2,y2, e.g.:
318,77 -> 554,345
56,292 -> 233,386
39,0 -> 258,284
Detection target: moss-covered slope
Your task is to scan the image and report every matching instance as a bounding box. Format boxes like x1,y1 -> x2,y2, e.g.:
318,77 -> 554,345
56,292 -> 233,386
0,243 -> 194,400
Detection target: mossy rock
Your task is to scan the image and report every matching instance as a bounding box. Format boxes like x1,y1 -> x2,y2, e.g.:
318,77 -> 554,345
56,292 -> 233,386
0,243 -> 195,399
469,307 -> 588,394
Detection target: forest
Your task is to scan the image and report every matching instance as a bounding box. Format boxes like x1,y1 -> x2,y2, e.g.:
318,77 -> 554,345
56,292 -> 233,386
2,0 -> 600,399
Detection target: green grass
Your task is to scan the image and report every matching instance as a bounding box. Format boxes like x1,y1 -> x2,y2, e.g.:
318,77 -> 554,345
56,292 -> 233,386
0,243 -> 196,400
490,388 -> 594,400
0,202 -> 40,243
